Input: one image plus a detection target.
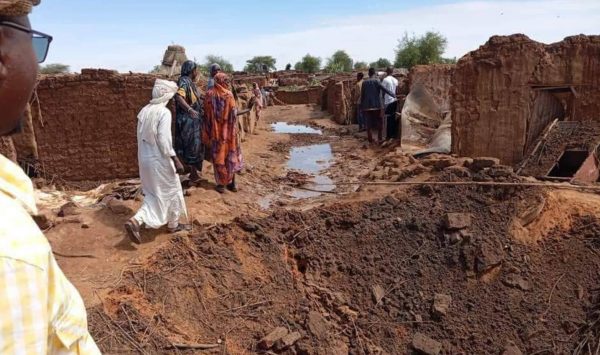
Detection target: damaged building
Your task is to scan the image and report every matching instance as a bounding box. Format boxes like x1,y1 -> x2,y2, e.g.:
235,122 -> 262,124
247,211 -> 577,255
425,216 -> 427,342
451,34 -> 600,166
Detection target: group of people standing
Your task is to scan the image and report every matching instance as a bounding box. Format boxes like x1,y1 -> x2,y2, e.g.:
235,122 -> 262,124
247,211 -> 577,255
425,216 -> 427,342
354,66 -> 399,144
125,60 -> 246,243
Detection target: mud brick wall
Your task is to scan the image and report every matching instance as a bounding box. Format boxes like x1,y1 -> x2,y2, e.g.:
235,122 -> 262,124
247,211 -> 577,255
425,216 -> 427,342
275,87 -> 323,105
452,34 -> 600,165
326,78 -> 354,124
0,137 -> 16,162
278,77 -> 309,87
409,64 -> 454,112
31,69 -> 161,181
233,76 -> 267,88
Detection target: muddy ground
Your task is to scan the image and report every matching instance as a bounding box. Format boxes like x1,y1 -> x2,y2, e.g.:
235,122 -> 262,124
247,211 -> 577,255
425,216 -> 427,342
37,105 -> 600,354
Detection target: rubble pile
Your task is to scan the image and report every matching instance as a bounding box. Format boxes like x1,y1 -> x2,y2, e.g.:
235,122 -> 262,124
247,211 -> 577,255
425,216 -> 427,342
87,159 -> 600,353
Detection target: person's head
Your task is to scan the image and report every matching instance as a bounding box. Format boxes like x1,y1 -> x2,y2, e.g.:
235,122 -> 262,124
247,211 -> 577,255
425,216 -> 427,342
214,72 -> 229,88
356,72 -> 364,81
386,66 -> 394,76
0,0 -> 49,136
210,63 -> 221,78
368,67 -> 376,78
181,60 -> 198,80
252,82 -> 258,89
149,79 -> 178,107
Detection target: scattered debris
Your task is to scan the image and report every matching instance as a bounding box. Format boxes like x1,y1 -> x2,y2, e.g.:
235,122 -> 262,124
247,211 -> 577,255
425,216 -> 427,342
432,293 -> 452,318
412,332 -> 442,355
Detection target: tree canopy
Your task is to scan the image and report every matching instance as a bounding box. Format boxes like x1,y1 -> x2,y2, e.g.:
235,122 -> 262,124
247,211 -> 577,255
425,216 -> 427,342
369,58 -> 392,69
39,63 -> 70,74
353,61 -> 368,70
294,54 -> 321,73
285,63 -> 292,71
324,50 -> 353,73
394,31 -> 452,69
244,56 -> 277,73
204,55 -> 234,73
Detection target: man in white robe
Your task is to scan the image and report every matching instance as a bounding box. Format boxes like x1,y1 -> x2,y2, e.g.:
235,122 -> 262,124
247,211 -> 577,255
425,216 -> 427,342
125,79 -> 189,244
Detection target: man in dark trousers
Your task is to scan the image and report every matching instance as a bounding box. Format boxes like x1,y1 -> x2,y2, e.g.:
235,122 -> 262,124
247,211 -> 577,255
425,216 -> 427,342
360,67 -> 395,144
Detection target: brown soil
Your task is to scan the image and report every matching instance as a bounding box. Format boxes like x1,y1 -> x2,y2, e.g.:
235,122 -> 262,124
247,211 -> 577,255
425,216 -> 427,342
87,166 -> 600,354
38,104 -> 600,354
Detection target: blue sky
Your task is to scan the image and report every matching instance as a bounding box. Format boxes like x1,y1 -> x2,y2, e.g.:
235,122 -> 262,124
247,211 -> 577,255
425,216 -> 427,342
30,0 -> 600,72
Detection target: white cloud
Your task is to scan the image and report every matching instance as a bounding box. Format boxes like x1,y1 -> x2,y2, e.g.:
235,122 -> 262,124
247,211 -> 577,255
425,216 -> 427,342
50,0 -> 600,72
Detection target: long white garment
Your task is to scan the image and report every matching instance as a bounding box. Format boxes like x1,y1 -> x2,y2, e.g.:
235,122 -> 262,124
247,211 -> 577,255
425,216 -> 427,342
382,75 -> 399,106
133,80 -> 187,229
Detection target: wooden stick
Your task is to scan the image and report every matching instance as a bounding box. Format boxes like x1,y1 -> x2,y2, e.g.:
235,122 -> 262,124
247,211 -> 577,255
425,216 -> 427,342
516,118 -> 558,175
53,251 -> 96,259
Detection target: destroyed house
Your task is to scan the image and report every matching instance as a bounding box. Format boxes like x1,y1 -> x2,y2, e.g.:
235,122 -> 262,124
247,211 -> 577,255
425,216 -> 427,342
451,34 -> 600,166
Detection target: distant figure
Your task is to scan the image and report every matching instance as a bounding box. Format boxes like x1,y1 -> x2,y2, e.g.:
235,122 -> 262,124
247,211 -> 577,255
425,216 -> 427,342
207,63 -> 221,90
126,80 -> 190,243
360,67 -> 396,144
381,66 -> 399,139
203,73 -> 244,193
174,60 -> 204,184
354,72 -> 365,131
252,82 -> 264,122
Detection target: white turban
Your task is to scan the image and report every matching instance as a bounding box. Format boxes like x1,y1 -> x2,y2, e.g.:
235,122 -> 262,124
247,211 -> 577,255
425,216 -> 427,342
149,79 -> 178,106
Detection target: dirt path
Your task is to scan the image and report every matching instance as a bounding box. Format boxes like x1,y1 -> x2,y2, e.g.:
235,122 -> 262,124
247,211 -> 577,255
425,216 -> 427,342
42,105 -> 402,307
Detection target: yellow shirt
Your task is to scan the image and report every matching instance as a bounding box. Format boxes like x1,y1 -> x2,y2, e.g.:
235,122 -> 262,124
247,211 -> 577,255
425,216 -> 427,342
0,154 -> 100,354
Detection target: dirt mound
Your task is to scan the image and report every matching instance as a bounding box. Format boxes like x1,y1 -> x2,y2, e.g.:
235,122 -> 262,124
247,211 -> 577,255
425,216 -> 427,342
89,170 -> 600,354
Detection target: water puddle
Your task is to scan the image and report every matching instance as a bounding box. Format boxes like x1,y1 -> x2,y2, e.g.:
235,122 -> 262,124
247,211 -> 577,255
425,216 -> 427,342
271,122 -> 322,135
287,144 -> 335,199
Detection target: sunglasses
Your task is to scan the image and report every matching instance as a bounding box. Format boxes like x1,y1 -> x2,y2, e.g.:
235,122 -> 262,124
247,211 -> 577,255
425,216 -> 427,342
0,21 -> 53,63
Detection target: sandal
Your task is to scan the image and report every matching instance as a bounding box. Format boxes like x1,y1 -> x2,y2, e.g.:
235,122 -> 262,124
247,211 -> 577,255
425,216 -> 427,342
168,224 -> 192,233
125,219 -> 142,244
216,185 -> 226,194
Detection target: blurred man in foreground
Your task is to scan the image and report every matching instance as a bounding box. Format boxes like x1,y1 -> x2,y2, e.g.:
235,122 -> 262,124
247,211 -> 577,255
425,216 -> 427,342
0,0 -> 100,353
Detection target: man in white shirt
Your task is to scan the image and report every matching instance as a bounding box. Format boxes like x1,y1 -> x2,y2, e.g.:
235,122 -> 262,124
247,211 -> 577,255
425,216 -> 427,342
381,66 -> 399,139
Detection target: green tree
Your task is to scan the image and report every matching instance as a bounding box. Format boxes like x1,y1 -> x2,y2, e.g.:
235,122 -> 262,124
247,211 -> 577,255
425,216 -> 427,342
285,63 -> 292,71
294,54 -> 321,73
204,55 -> 234,72
369,58 -> 392,69
324,50 -> 353,73
39,63 -> 70,74
354,61 -> 368,70
149,65 -> 162,74
394,31 -> 452,69
244,56 -> 277,73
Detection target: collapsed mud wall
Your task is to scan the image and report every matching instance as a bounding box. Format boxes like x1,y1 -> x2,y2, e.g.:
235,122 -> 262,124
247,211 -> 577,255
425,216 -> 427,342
409,64 -> 454,113
402,65 -> 454,144
452,34 -> 600,165
275,87 -> 323,105
326,79 -> 354,124
31,69 -> 160,181
520,121 -> 600,178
